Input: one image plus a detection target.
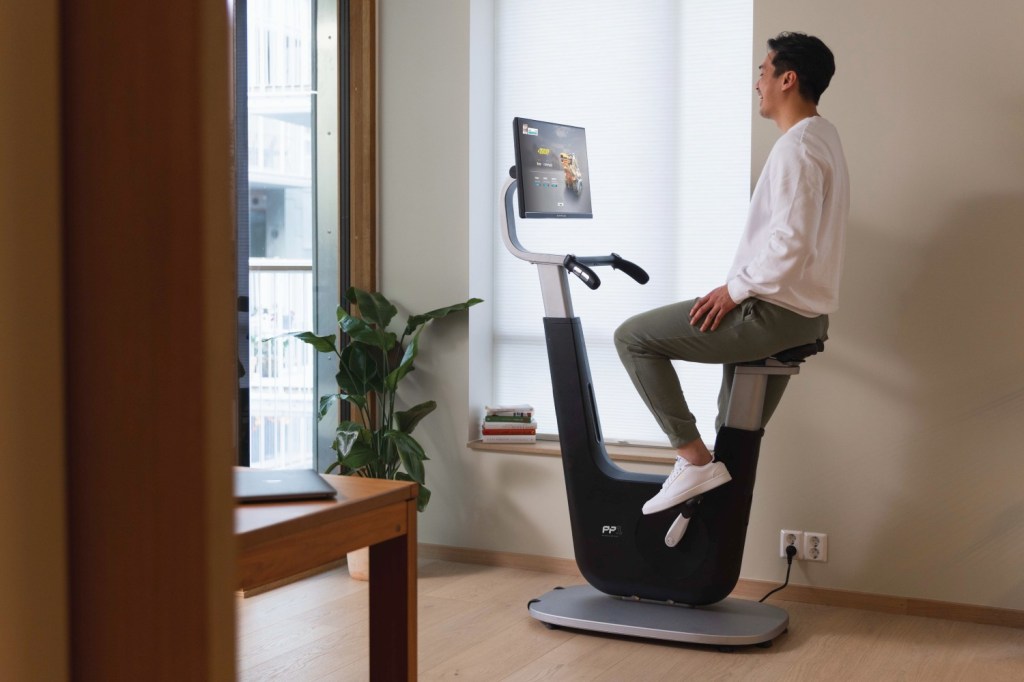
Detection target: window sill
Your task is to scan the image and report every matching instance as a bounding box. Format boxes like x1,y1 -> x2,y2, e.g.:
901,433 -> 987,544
467,438 -> 675,466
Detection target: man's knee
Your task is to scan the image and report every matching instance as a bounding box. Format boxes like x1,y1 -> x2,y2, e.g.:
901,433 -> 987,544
614,314 -> 643,350
613,322 -> 630,357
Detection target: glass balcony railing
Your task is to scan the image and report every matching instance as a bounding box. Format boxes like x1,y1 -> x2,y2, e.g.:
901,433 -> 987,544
242,0 -> 319,471
248,259 -> 314,469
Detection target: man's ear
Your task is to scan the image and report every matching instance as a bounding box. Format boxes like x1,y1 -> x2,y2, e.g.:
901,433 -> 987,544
780,70 -> 798,92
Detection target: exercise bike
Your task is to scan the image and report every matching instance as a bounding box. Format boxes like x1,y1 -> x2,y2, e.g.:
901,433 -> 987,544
500,117 -> 823,649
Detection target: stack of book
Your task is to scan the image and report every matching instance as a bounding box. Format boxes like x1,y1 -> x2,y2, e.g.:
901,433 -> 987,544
481,404 -> 537,443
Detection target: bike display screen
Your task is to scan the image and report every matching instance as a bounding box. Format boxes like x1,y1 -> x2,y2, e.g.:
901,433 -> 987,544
512,117 -> 593,219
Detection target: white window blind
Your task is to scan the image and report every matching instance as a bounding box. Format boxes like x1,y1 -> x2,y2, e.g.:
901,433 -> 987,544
492,0 -> 753,446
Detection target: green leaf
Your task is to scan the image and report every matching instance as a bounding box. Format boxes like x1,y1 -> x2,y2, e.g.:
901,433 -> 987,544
325,460 -> 341,474
318,393 -> 343,421
291,331 -> 338,354
334,421 -> 372,456
338,311 -> 378,345
336,343 -> 382,397
385,327 -> 422,392
404,298 -> 483,336
332,421 -> 376,472
385,430 -> 426,485
346,287 -> 398,330
395,401 -> 436,434
340,311 -> 397,351
342,440 -> 378,471
396,473 -> 431,512
344,393 -> 367,410
336,419 -> 372,440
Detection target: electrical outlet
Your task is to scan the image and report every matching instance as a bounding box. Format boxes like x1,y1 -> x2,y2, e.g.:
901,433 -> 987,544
804,532 -> 828,562
780,529 -> 804,559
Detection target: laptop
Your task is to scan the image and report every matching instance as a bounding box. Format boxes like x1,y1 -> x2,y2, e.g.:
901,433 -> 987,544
234,467 -> 338,503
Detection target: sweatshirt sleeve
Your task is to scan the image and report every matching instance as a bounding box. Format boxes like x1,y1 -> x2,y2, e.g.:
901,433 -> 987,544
727,144 -> 825,303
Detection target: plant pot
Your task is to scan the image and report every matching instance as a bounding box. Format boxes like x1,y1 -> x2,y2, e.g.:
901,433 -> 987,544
347,546 -> 369,581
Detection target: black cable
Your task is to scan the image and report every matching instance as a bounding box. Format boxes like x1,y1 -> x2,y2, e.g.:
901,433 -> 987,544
759,544 -> 798,603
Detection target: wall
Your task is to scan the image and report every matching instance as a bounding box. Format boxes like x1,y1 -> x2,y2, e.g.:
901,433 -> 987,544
381,0 -> 575,559
379,0 -> 1024,610
0,2 -> 69,679
747,0 -> 1024,608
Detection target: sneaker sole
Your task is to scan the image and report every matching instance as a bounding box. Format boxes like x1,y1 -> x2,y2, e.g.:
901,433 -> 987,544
642,469 -> 733,515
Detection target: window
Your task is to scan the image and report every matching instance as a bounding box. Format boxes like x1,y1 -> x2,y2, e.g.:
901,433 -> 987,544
236,0 -> 348,469
491,0 -> 753,446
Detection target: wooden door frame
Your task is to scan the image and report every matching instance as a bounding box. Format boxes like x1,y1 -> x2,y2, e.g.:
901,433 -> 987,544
350,0 -> 377,293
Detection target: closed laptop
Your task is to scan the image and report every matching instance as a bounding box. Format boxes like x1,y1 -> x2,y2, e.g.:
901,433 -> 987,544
234,467 -> 337,503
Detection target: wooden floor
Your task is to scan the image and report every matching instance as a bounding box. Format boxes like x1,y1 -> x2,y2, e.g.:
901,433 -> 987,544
237,559 -> 1024,681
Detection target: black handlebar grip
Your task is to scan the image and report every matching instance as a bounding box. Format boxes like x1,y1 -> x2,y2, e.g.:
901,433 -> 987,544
610,253 -> 650,284
563,256 -> 602,290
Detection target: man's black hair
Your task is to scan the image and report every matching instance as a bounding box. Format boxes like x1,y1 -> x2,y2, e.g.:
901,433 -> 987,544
767,32 -> 835,105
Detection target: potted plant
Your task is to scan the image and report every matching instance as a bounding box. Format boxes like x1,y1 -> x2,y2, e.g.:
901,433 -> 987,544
293,286 -> 482,513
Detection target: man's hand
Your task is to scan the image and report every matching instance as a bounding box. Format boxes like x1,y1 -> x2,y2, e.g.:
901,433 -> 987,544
689,285 -> 739,332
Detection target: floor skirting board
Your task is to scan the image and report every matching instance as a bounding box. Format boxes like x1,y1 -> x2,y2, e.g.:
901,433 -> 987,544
420,543 -> 1024,630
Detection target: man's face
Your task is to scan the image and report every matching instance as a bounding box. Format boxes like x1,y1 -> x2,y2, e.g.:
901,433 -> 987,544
755,52 -> 783,120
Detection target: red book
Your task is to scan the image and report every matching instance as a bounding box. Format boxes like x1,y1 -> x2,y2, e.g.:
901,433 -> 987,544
482,428 -> 538,436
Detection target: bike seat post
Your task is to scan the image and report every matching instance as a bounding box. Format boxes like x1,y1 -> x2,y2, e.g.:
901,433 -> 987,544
723,360 -> 802,431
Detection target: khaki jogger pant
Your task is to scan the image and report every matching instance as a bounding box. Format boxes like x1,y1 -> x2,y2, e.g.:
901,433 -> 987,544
614,297 -> 828,448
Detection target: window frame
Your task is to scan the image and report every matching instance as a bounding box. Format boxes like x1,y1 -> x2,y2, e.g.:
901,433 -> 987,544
234,0 -> 377,469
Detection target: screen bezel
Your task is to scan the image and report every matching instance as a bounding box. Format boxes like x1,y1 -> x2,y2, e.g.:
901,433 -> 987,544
512,117 -> 593,220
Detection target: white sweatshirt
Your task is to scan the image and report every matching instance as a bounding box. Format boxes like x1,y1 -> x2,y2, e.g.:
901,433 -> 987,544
727,116 -> 850,317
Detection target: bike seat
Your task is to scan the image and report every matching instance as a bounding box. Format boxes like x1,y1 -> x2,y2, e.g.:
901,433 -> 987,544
744,339 -> 825,367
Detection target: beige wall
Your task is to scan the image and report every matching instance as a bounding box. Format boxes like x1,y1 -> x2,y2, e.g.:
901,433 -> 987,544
381,0 -> 1024,610
749,0 -> 1024,607
0,2 -> 69,680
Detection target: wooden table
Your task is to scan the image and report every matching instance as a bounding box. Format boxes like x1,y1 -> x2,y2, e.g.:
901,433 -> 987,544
236,474 -> 418,681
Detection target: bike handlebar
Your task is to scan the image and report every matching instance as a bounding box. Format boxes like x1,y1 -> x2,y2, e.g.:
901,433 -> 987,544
563,256 -> 601,290
563,253 -> 650,290
500,175 -> 649,292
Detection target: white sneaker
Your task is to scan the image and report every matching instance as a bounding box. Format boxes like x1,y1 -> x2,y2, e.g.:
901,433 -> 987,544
642,457 -> 732,515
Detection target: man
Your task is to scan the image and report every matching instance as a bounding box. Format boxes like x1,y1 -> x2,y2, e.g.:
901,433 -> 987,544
614,32 -> 850,515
